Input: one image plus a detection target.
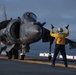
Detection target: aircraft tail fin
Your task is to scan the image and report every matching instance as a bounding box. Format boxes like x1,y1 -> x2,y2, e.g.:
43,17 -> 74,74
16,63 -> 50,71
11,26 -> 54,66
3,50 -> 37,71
2,5 -> 7,21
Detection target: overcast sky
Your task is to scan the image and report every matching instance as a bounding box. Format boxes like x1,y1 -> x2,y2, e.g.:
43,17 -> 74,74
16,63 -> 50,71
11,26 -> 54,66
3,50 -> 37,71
0,0 -> 76,39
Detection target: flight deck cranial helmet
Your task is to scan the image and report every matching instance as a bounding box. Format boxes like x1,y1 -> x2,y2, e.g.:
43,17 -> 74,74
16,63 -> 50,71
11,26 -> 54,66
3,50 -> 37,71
57,27 -> 63,32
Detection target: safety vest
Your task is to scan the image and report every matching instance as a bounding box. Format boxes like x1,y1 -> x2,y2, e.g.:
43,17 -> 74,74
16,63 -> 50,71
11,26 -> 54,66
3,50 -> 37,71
50,29 -> 69,45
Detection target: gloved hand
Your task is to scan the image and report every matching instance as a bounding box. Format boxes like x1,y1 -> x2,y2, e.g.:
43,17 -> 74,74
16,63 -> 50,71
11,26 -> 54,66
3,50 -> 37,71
51,24 -> 54,29
65,25 -> 69,29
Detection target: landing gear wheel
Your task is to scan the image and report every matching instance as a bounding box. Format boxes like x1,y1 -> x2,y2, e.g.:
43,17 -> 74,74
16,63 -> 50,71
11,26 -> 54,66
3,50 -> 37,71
6,52 -> 8,56
8,50 -> 12,59
48,55 -> 52,60
20,55 -> 25,60
13,50 -> 19,59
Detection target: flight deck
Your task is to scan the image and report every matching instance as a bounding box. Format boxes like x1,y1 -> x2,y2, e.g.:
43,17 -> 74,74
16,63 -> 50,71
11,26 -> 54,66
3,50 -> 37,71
0,55 -> 76,75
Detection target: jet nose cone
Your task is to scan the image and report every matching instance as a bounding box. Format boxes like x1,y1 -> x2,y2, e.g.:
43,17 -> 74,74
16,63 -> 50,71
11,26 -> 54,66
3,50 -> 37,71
29,25 -> 42,38
20,23 -> 43,43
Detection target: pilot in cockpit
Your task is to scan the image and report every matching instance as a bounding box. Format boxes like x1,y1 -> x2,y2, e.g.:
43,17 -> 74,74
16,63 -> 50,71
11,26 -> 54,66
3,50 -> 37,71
21,12 -> 37,23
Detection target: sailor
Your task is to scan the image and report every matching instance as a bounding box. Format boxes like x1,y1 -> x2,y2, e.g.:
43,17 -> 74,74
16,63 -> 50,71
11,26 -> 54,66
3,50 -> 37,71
50,24 -> 69,67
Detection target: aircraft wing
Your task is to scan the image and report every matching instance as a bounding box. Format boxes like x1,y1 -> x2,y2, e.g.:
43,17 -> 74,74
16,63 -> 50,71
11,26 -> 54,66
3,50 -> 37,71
42,28 -> 54,45
66,38 -> 76,49
0,20 -> 11,30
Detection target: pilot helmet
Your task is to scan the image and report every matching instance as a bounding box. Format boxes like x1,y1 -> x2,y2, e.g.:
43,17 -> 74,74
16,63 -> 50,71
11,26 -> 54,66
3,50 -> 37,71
57,27 -> 63,32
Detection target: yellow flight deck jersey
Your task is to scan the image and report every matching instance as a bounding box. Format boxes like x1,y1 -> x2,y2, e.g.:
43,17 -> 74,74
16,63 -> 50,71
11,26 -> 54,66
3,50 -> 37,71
50,29 -> 69,45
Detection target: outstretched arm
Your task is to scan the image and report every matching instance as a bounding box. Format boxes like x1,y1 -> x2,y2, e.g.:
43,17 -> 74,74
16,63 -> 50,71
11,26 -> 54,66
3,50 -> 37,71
50,24 -> 55,37
65,25 -> 69,37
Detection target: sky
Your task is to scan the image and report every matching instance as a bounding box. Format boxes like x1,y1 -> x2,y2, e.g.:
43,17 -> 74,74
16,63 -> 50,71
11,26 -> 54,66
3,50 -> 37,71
0,0 -> 76,39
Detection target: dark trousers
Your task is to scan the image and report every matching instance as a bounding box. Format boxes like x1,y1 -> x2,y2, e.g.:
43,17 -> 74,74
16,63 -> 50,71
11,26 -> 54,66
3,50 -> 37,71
52,44 -> 68,66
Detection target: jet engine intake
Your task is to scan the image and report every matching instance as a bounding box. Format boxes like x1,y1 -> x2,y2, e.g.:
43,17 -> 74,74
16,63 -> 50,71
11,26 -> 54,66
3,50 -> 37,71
6,19 -> 21,43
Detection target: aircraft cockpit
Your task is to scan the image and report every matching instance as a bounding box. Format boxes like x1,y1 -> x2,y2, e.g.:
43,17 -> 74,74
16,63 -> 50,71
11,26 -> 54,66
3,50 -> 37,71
22,12 -> 37,22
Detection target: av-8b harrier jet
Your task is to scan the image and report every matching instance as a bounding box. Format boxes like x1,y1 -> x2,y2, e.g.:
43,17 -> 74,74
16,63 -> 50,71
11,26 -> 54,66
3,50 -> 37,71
0,5 -> 54,60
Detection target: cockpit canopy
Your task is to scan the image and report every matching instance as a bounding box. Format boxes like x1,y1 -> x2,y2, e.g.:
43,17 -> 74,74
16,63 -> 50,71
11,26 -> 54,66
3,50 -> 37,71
22,12 -> 37,22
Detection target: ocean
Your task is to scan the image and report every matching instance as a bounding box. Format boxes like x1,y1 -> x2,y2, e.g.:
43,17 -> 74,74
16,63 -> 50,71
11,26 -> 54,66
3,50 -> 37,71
28,40 -> 76,56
